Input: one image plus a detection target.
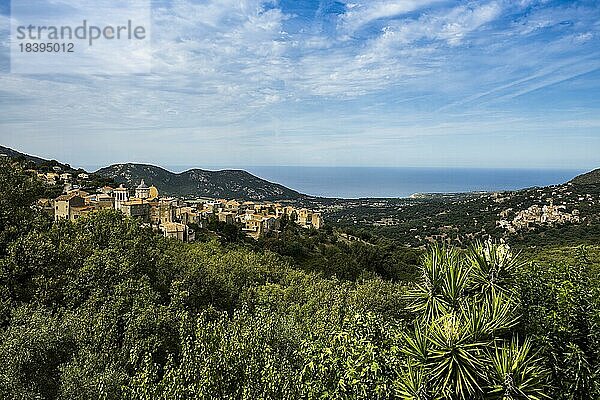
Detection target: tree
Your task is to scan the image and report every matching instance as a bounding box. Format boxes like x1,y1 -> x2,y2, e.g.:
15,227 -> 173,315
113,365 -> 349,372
0,159 -> 47,256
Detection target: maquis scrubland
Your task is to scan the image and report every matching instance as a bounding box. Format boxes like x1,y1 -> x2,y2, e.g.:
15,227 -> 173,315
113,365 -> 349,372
1,158 -> 599,399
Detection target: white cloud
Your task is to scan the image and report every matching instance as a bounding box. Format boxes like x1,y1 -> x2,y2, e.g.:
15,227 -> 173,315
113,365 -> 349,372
574,32 -> 593,43
1,0 -> 599,168
338,0 -> 444,33
370,1 -> 502,46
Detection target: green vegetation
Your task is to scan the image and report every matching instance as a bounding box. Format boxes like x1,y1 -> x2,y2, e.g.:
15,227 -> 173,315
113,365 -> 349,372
0,145 -> 47,164
1,159 -> 599,399
570,168 -> 600,186
256,220 -> 422,282
319,181 -> 600,249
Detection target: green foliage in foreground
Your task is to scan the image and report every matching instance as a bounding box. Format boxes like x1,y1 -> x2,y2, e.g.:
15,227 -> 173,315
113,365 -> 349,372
0,159 -> 599,399
399,244 -> 548,399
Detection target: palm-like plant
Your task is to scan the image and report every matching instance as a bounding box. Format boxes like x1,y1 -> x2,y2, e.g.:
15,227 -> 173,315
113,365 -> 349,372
399,243 -> 549,400
462,289 -> 518,341
402,325 -> 430,365
467,241 -> 521,296
486,338 -> 549,400
406,245 -> 469,323
426,313 -> 488,399
395,364 -> 433,400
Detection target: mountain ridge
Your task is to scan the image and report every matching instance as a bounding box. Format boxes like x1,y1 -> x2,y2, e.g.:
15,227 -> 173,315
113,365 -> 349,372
2,144 -> 599,200
0,145 -> 47,164
570,168 -> 600,186
95,163 -> 305,201
0,145 -> 306,201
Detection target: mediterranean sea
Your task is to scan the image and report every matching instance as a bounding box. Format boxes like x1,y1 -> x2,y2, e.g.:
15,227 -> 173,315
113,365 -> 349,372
82,164 -> 585,199
171,166 -> 585,199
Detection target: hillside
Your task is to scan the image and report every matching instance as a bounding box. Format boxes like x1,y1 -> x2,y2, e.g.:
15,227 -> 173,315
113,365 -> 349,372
1,161 -> 598,399
316,176 -> 600,248
0,145 -> 305,201
571,168 -> 600,185
0,145 -> 47,164
95,163 -> 305,201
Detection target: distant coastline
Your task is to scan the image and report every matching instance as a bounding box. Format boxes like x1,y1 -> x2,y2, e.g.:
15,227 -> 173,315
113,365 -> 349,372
81,165 -> 585,199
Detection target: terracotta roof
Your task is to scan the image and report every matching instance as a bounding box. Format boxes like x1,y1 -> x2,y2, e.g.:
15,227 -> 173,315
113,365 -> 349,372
160,222 -> 186,232
122,198 -> 148,205
55,193 -> 81,201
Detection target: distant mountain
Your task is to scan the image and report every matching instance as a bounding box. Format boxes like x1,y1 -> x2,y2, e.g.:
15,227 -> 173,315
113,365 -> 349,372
571,168 -> 600,186
0,145 -> 47,164
95,163 -> 305,201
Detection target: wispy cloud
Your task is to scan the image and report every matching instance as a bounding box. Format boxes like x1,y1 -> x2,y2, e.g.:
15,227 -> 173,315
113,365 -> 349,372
0,0 -> 599,168
337,0 -> 444,34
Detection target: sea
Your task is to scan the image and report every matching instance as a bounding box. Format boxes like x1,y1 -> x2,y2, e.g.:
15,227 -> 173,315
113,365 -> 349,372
164,166 -> 586,199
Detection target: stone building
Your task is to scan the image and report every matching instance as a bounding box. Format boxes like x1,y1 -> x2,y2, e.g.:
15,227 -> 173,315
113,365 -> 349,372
54,194 -> 87,221
160,222 -> 194,242
135,180 -> 151,199
114,185 -> 129,210
120,198 -> 151,223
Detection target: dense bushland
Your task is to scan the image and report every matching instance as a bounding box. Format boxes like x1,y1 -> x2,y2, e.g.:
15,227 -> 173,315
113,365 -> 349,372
1,159 -> 599,399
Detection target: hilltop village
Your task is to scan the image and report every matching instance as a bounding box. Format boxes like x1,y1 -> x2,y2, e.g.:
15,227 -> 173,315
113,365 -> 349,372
306,181 -> 599,247
5,149 -> 599,249
34,168 -> 323,241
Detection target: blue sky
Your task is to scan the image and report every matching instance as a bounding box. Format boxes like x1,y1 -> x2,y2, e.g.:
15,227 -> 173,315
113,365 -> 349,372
0,0 -> 599,169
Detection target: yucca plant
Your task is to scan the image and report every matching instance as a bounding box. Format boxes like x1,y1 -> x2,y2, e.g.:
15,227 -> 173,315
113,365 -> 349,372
406,245 -> 469,323
402,325 -> 430,365
426,313 -> 488,399
467,241 -> 521,296
462,289 -> 519,341
394,364 -> 433,400
400,243 -> 549,400
486,338 -> 549,400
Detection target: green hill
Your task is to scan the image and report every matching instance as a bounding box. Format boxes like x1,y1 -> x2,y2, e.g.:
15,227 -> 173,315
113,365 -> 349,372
571,168 -> 600,185
0,145 -> 48,164
0,145 -> 305,201
95,163 -> 305,201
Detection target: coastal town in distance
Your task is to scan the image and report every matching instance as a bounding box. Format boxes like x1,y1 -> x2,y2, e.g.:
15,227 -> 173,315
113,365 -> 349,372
2,143 -> 600,400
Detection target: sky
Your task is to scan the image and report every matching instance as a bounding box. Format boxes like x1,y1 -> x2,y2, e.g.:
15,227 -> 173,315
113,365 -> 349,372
0,0 -> 599,169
